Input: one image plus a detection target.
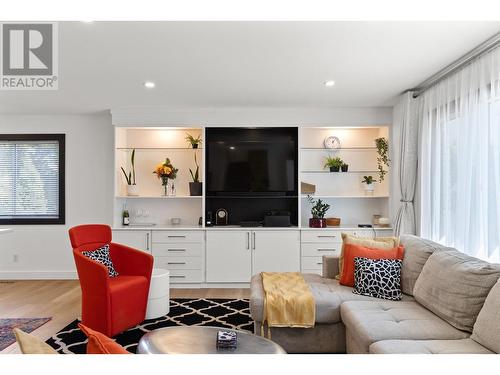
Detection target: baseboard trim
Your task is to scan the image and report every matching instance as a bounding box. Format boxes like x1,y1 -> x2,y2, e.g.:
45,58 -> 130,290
0,271 -> 78,280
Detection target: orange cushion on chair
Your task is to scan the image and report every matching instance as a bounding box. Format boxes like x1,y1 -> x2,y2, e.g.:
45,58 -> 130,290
339,243 -> 405,287
78,323 -> 129,354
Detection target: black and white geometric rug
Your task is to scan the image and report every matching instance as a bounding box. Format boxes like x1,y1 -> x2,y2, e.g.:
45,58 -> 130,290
46,298 -> 253,354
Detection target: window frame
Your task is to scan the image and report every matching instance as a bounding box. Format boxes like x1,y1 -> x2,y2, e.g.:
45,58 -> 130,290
0,133 -> 66,225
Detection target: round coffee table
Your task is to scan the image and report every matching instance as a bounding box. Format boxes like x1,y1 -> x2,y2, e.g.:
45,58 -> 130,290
137,326 -> 286,354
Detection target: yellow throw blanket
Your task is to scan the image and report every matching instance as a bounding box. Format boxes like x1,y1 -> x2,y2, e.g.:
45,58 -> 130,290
261,272 -> 315,337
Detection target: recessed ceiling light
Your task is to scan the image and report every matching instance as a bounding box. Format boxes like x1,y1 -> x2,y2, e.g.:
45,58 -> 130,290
324,80 -> 336,87
143,81 -> 156,89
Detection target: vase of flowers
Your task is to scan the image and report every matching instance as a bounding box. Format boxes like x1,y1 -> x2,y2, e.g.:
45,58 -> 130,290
153,158 -> 179,196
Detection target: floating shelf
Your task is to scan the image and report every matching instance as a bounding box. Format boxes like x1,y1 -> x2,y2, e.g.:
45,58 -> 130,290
116,195 -> 203,199
206,195 -> 298,199
116,147 -> 203,150
300,170 -> 379,174
300,195 -> 389,199
300,147 -> 377,151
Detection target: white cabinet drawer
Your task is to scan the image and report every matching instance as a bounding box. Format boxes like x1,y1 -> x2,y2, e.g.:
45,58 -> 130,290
301,256 -> 324,269
152,243 -> 203,257
168,269 -> 203,283
301,268 -> 322,275
154,256 -> 202,270
152,231 -> 204,244
301,230 -> 343,243
301,243 -> 341,256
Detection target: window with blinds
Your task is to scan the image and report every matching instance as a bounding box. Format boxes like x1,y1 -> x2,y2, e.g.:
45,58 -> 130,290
0,134 -> 65,224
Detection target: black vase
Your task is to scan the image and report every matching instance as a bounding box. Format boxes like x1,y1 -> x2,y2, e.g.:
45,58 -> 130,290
192,144 -> 199,149
341,164 -> 349,172
329,166 -> 340,172
189,182 -> 202,196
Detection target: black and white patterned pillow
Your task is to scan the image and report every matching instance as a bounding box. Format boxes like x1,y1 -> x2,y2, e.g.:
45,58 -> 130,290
353,257 -> 402,301
82,244 -> 119,277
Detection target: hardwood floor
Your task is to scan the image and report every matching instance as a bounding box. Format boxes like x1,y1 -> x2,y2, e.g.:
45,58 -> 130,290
0,280 -> 249,354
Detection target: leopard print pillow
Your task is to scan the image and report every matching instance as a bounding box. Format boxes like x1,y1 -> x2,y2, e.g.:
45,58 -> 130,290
82,244 -> 119,277
353,257 -> 402,301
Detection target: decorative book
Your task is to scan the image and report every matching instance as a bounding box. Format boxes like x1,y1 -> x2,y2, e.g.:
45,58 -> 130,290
216,330 -> 237,349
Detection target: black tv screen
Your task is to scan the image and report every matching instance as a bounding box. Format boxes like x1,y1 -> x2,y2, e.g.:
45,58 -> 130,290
206,127 -> 298,195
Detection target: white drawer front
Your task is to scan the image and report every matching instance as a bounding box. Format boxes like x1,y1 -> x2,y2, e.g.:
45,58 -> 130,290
154,256 -> 202,270
152,231 -> 204,244
301,268 -> 322,275
169,269 -> 203,283
152,243 -> 203,257
301,230 -> 343,243
301,243 -> 341,256
301,256 -> 324,270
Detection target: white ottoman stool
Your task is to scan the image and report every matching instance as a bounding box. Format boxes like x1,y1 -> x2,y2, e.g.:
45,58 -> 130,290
146,268 -> 170,320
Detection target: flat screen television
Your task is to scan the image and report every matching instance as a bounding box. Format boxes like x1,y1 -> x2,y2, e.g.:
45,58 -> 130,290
206,127 -> 298,196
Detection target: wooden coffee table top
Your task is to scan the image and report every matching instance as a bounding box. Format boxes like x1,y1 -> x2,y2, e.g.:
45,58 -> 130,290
137,326 -> 286,354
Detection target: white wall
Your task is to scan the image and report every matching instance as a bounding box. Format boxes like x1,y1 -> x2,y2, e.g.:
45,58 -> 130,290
0,107 -> 391,279
0,114 -> 114,279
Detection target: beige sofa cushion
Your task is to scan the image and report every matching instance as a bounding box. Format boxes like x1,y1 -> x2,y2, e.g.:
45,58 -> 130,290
369,339 -> 493,354
340,300 -> 469,353
250,273 -> 414,324
399,235 -> 444,295
471,279 -> 500,353
338,233 -> 399,279
413,249 -> 500,332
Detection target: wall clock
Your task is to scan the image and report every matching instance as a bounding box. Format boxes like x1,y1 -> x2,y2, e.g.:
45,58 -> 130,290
324,136 -> 341,150
216,208 -> 228,225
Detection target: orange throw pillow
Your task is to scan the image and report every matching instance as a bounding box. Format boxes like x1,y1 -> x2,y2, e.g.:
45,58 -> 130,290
78,323 -> 129,354
339,243 -> 405,287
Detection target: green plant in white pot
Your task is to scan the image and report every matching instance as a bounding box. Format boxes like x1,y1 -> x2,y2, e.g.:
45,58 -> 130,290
121,149 -> 138,196
361,175 -> 375,195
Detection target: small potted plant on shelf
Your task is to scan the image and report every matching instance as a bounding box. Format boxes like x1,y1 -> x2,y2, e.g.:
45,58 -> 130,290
153,158 -> 179,196
324,156 -> 343,172
189,154 -> 202,196
185,133 -> 202,149
120,149 -> 138,196
361,175 -> 375,195
341,163 -> 349,172
307,195 -> 331,228
375,137 -> 390,182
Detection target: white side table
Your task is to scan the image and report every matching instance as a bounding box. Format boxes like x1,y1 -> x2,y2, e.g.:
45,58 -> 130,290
146,268 -> 170,320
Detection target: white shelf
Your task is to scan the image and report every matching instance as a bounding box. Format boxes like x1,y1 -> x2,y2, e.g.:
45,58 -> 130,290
301,195 -> 389,199
300,170 -> 378,174
300,147 -> 376,151
116,195 -> 202,199
116,147 -> 202,150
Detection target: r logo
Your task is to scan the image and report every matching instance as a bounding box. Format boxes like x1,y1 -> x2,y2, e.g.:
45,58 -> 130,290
2,23 -> 53,76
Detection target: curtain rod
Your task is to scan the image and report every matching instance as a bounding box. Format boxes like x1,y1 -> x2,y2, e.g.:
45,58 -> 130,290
406,31 -> 500,98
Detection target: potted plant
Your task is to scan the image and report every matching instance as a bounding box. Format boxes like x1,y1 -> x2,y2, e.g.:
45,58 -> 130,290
153,158 -> 179,196
324,156 -> 343,172
341,163 -> 349,172
120,149 -> 138,196
307,195 -> 331,228
189,154 -> 202,196
375,137 -> 390,182
185,133 -> 202,149
361,175 -> 375,195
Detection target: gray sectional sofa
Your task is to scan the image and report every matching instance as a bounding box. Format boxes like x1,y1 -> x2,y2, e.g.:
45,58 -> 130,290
249,235 -> 500,354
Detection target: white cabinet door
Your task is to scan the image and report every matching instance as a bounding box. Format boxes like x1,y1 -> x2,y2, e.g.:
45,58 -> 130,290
252,231 -> 300,274
206,231 -> 252,282
112,230 -> 151,253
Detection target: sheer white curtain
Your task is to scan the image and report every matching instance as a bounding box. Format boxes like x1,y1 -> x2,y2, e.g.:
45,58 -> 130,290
420,47 -> 500,262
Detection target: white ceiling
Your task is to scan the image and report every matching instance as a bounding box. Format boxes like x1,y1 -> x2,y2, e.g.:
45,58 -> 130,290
1,21 -> 499,114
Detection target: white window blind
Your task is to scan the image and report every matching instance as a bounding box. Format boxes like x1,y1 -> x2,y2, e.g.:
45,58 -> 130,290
0,138 -> 62,222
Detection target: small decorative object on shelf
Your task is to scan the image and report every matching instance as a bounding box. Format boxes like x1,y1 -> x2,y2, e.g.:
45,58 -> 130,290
375,137 -> 390,182
216,330 -> 237,349
122,207 -> 130,226
216,208 -> 228,225
307,195 -> 330,228
301,181 -> 316,194
185,133 -> 202,149
362,175 -> 375,195
326,217 -> 341,226
153,158 -> 179,196
323,135 -> 341,150
120,149 -> 138,196
377,217 -> 390,227
341,163 -> 349,172
324,156 -> 343,172
170,217 -> 181,225
189,154 -> 202,196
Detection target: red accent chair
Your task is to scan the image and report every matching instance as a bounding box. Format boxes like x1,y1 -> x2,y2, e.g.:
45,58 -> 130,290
69,224 -> 153,337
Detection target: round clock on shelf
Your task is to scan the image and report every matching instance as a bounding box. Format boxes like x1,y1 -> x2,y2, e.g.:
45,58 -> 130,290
323,136 -> 341,150
216,208 -> 228,225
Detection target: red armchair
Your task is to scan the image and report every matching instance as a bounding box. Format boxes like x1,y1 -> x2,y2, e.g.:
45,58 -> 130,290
69,224 -> 154,337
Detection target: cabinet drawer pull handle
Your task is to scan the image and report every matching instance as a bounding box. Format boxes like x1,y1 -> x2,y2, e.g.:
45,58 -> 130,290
317,248 -> 336,251
167,248 -> 186,252
167,262 -> 186,265
170,275 -> 186,279
168,235 -> 186,238
317,262 -> 323,265
317,235 -> 336,238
